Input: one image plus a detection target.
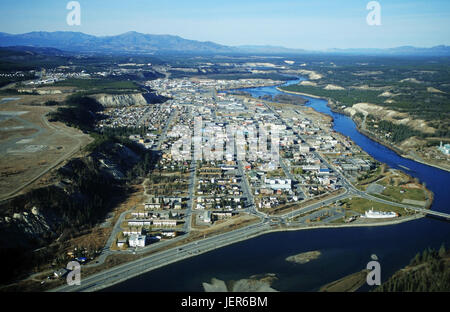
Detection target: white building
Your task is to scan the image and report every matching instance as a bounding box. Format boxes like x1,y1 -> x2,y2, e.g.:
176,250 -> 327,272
128,219 -> 152,227
128,234 -> 146,248
264,178 -> 292,190
438,141 -> 450,155
200,211 -> 212,223
152,219 -> 178,227
299,145 -> 310,153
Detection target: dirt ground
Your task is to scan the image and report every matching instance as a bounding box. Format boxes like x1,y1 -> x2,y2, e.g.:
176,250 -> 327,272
261,188 -> 346,216
0,94 -> 92,199
191,213 -> 260,234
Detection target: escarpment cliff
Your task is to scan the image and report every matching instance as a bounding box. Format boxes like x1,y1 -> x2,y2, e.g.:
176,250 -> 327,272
94,93 -> 148,107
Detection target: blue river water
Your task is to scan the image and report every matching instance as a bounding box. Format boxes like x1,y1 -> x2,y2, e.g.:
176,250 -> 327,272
104,78 -> 450,292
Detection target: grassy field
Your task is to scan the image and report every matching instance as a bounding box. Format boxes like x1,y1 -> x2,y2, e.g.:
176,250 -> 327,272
355,166 -> 383,187
380,186 -> 427,203
261,188 -> 346,216
266,168 -> 286,178
341,197 -> 410,216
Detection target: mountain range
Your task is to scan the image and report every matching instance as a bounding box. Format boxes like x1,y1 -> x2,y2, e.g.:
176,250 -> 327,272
0,31 -> 449,56
0,31 -> 233,54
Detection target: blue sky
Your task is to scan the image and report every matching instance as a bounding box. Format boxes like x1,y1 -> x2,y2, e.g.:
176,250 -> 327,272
1,0 -> 449,50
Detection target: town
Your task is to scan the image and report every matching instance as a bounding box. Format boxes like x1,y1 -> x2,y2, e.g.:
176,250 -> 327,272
1,0 -> 449,296
89,74 -> 430,253
0,53 -> 444,292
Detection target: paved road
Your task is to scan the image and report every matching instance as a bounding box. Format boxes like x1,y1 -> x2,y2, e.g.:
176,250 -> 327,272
83,208 -> 135,268
278,157 -> 305,199
49,95 -> 448,292
51,218 -> 269,292
81,107 -> 181,268
280,190 -> 350,220
52,180 -> 435,292
156,107 -> 175,150
183,156 -> 197,233
263,101 -> 448,218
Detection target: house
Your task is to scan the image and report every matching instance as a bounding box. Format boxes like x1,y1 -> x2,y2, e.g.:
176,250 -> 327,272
131,211 -> 148,218
299,145 -> 310,153
173,202 -> 183,209
144,203 -> 161,210
164,197 -> 184,205
438,141 -> 450,155
152,219 -> 178,227
128,234 -> 146,248
123,228 -> 142,236
117,239 -> 127,248
128,219 -> 152,227
264,178 -> 292,190
196,203 -> 205,209
302,165 -> 320,172
200,211 -> 212,223
160,230 -> 177,238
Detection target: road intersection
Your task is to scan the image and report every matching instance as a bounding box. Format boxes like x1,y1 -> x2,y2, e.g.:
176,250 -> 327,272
50,97 -> 445,292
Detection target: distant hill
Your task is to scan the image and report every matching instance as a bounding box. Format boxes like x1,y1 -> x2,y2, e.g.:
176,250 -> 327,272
234,45 -> 308,54
0,31 -> 449,56
0,31 -> 234,54
327,45 -> 450,56
0,45 -> 68,56
0,46 -> 73,71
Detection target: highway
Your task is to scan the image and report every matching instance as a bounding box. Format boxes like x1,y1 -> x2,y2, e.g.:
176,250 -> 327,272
280,190 -> 349,220
258,100 -> 446,220
50,97 -> 449,292
52,218 -> 270,292
52,177 -> 442,293
262,100 -> 449,219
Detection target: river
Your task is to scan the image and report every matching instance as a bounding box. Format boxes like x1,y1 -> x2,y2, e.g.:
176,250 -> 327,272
104,77 -> 450,292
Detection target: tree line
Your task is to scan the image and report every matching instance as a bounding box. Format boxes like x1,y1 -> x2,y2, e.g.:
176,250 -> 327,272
374,244 -> 449,292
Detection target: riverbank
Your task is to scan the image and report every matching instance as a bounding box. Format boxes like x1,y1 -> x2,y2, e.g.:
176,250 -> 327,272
276,87 -> 327,100
64,77 -> 449,293
77,213 -> 425,292
319,269 -> 368,292
402,154 -> 450,173
217,80 -> 285,93
270,214 -> 425,233
373,248 -> 450,292
277,86 -> 450,174
354,117 -> 450,173
347,111 -> 450,174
